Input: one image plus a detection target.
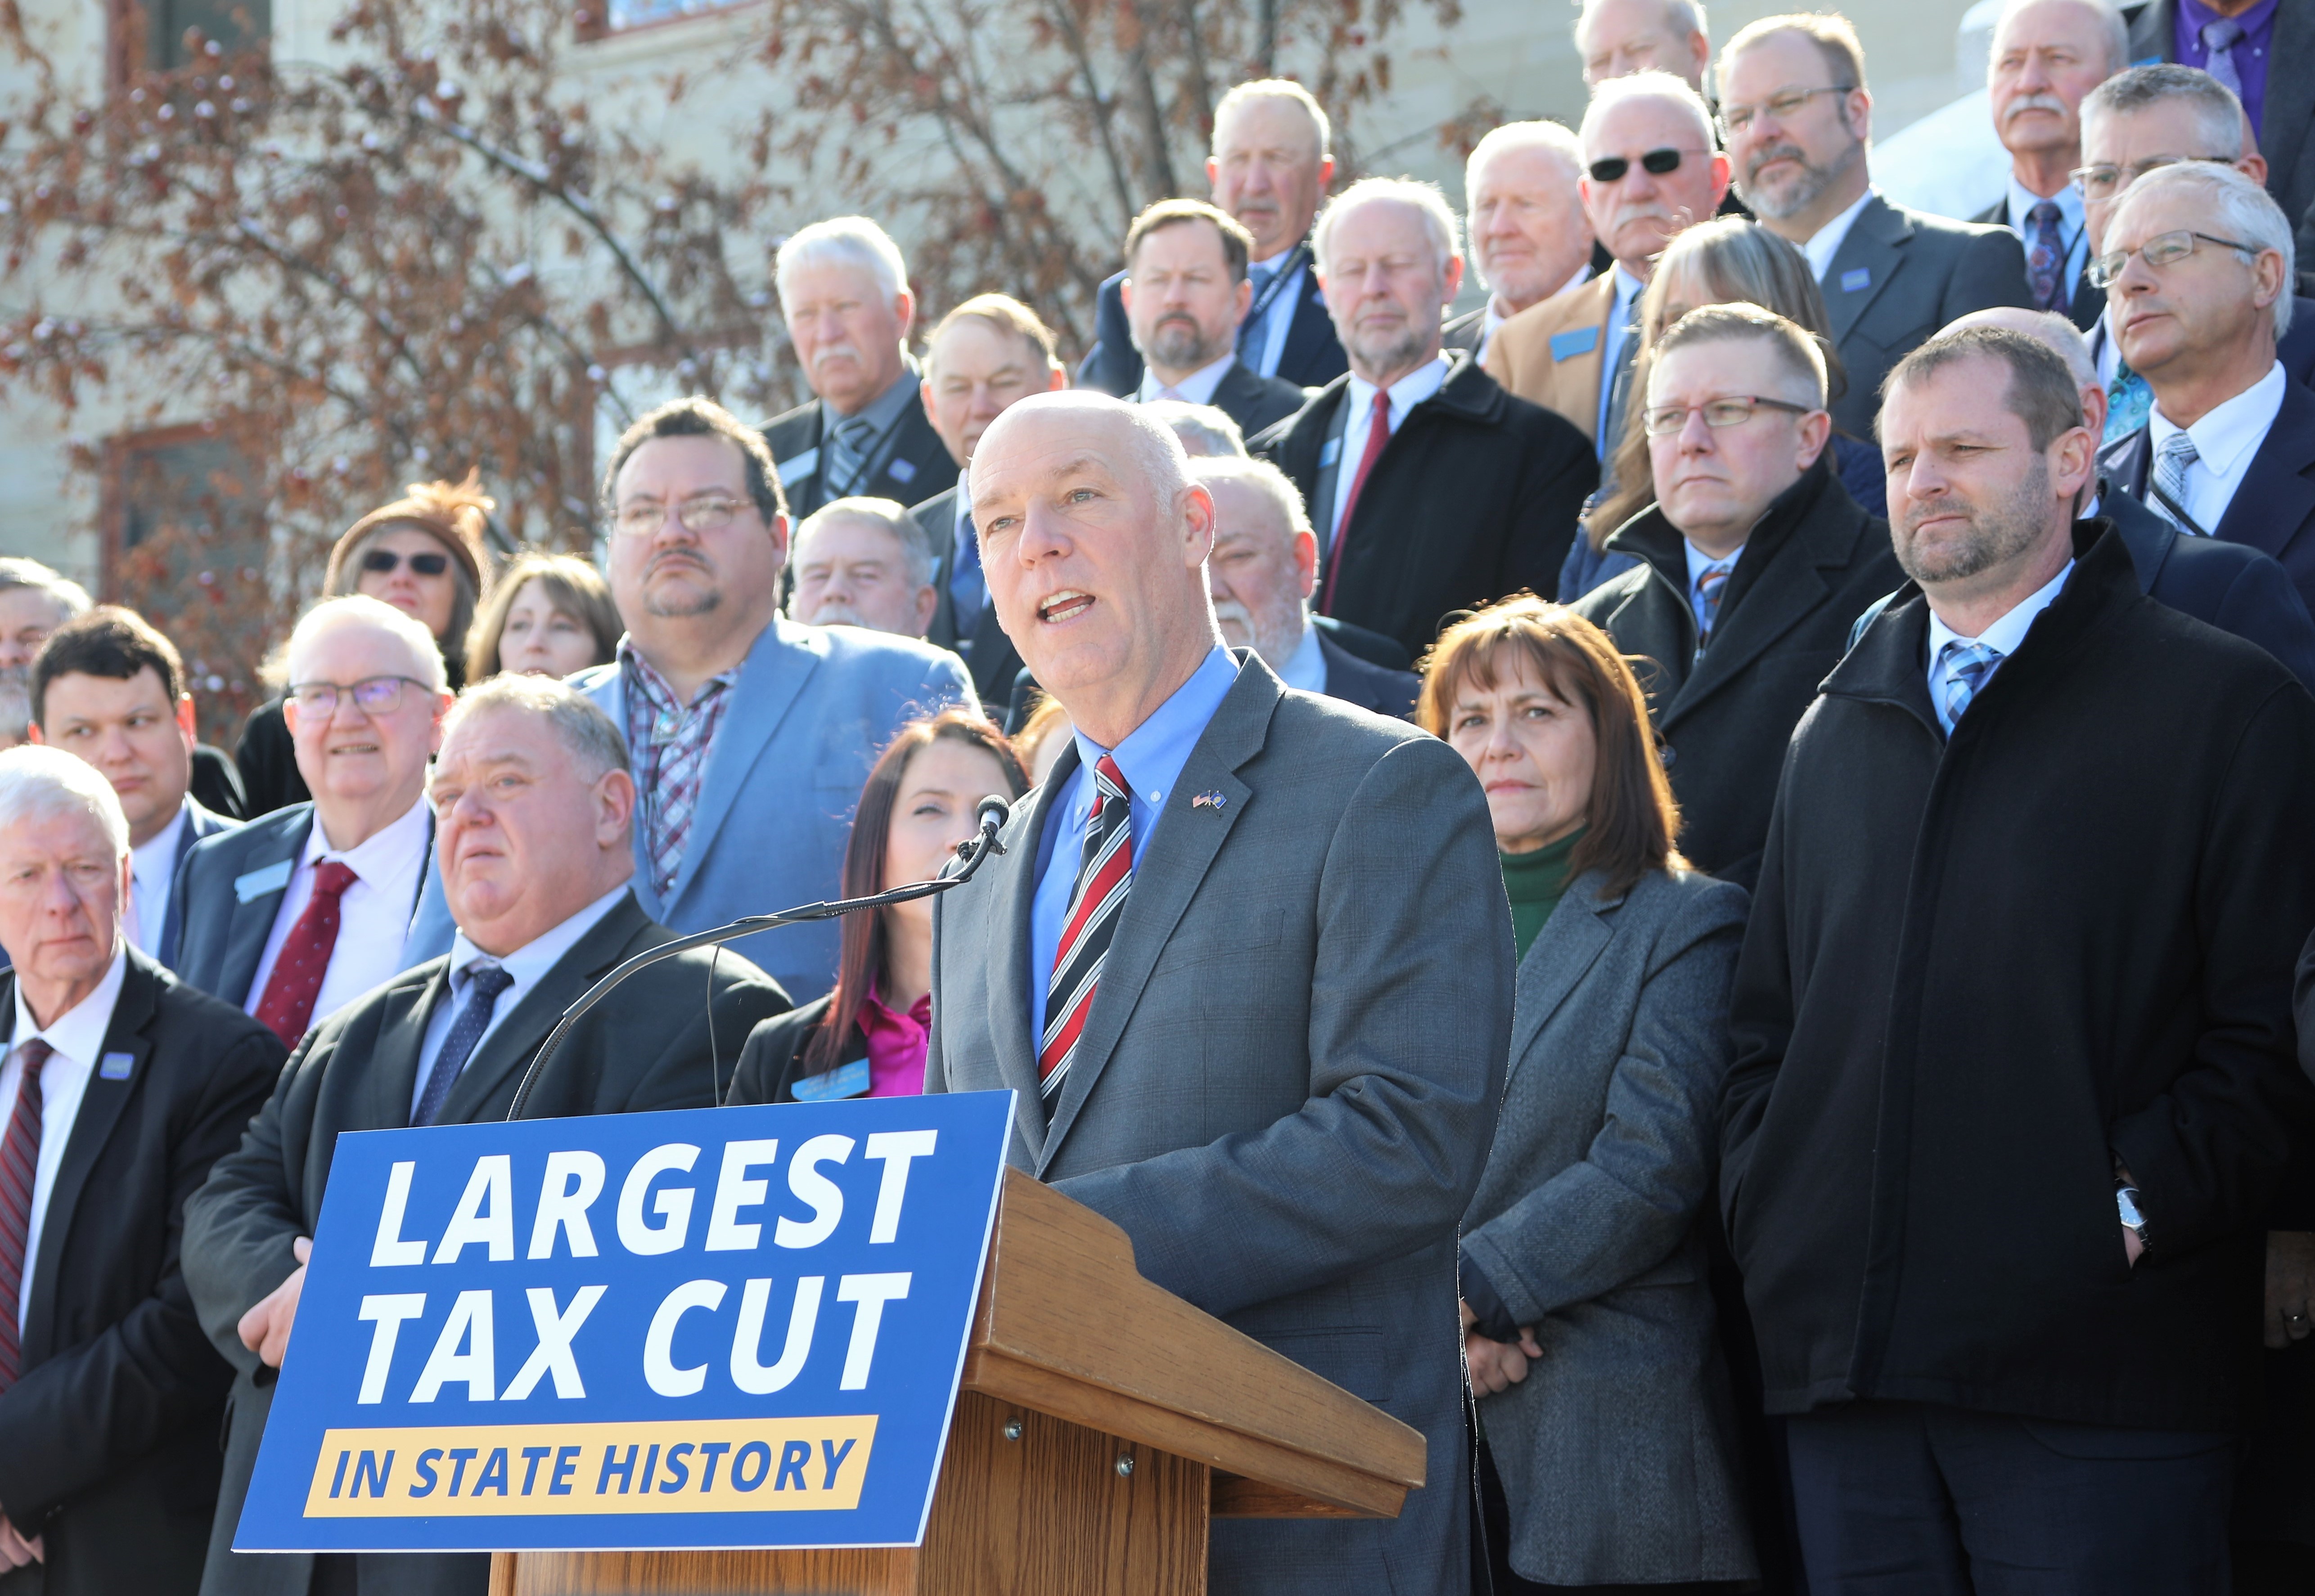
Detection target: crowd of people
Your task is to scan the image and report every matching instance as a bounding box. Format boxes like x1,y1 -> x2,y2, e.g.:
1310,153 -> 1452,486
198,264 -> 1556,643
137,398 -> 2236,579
5,0 -> 2315,1592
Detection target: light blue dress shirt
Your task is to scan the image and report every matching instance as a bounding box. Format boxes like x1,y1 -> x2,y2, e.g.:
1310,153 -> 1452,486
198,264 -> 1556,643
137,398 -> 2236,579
1027,647 -> 1240,1050
1925,559 -> 2073,733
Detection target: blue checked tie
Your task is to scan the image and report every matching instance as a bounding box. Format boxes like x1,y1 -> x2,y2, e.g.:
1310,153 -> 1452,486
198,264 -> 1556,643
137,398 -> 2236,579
2106,355 -> 2153,442
2027,201 -> 2068,314
412,962 -> 514,1127
1938,641 -> 2005,733
2152,430 -> 2203,533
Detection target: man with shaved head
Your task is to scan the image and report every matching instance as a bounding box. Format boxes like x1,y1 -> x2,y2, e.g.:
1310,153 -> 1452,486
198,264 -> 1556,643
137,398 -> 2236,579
928,388 -> 1511,1595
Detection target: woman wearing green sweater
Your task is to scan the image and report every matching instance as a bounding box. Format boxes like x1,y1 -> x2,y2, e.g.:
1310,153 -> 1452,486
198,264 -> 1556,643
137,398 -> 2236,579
1419,596 -> 1755,1593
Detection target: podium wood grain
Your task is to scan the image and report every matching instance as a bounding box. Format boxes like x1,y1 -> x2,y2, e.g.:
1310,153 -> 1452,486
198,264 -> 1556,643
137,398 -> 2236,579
491,1169 -> 1421,1594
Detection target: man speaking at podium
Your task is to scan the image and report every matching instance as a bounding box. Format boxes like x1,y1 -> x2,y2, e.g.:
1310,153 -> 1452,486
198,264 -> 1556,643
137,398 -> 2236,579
926,391 -> 1513,1592
183,678 -> 791,1596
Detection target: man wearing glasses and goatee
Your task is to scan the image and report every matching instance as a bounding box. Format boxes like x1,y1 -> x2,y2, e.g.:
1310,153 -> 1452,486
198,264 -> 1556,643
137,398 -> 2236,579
175,596 -> 457,1039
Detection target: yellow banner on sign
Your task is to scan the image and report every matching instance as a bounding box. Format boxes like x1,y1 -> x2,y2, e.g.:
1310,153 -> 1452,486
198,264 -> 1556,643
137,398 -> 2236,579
302,1416 -> 877,1517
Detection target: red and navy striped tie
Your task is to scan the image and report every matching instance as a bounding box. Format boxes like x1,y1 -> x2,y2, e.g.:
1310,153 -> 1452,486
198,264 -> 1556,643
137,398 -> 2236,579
1039,755 -> 1134,1101
0,1039 -> 53,1392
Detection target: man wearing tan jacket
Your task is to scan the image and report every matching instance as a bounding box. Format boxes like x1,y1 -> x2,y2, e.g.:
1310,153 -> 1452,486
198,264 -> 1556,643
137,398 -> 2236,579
1486,71 -> 1728,455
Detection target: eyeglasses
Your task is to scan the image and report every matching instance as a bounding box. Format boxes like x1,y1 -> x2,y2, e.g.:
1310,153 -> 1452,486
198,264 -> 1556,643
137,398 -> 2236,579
2085,229 -> 2256,288
1717,85 -> 1855,138
2068,154 -> 2234,201
287,675 -> 431,717
1641,396 -> 1816,436
360,549 -> 449,577
613,495 -> 750,539
1586,148 -> 1700,184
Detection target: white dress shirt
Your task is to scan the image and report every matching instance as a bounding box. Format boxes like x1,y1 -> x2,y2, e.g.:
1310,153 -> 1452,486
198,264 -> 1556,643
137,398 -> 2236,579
1925,558 -> 2075,717
410,884 -> 630,1119
245,795 -> 431,1030
1276,620 -> 1328,693
1328,354 -> 1452,555
126,800 -> 190,953
3,948 -> 126,1331
1595,266 -> 1648,447
1136,351 -> 1236,405
1245,250 -> 1312,378
2145,360 -> 2287,535
1802,189 -> 1878,283
2004,175 -> 2089,301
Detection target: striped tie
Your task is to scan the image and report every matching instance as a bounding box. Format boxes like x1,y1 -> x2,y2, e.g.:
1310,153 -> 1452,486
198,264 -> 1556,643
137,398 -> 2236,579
2152,431 -> 2202,533
1694,562 -> 1734,647
0,1039 -> 53,1391
1938,640 -> 2005,733
1039,755 -> 1134,1101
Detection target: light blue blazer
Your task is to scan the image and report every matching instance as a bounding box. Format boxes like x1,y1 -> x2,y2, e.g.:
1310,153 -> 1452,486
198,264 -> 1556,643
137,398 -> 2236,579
576,618 -> 976,1001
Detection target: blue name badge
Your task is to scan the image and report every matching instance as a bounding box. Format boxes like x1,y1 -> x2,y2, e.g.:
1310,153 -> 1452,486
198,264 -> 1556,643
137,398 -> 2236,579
775,447 -> 820,488
884,457 -> 916,485
99,1052 -> 135,1080
234,859 -> 293,904
1840,267 -> 1872,294
1549,325 -> 1600,362
235,1092 -> 1013,1553
791,1059 -> 871,1103
1318,435 -> 1343,470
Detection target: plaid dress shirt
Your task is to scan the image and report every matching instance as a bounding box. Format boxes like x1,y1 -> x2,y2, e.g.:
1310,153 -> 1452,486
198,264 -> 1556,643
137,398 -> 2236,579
620,641 -> 741,899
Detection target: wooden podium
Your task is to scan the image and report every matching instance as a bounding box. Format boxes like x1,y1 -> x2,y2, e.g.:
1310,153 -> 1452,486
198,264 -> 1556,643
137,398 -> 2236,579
491,1167 -> 1426,1596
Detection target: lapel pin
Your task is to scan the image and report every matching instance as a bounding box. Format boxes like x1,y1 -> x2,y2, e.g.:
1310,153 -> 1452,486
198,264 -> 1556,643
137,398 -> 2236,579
1192,790 -> 1226,811
99,1052 -> 135,1080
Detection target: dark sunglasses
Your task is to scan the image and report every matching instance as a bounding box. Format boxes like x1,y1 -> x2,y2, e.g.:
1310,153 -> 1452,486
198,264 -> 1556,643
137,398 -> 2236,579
361,548 -> 450,577
1587,148 -> 1688,184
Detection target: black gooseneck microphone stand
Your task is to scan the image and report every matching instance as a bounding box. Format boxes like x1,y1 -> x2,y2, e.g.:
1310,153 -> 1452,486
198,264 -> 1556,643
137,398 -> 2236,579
502,796 -> 1013,1121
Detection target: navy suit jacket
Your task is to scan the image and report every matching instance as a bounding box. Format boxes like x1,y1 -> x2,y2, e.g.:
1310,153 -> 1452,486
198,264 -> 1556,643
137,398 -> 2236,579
153,798 -> 240,972
1319,631 -> 1419,719
2100,376 -> 2315,623
1077,257 -> 1347,396
171,803 -> 454,1013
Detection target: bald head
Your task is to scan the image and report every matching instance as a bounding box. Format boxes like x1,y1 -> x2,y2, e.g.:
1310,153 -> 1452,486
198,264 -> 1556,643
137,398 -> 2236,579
968,392 -> 1222,746
1943,305 -> 2108,458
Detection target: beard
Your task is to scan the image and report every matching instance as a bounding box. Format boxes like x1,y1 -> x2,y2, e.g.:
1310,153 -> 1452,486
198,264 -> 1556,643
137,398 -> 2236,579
1347,318 -> 1429,381
1895,455 -> 2054,585
1739,134 -> 1863,224
1211,592 -> 1307,671
1143,314 -> 1223,373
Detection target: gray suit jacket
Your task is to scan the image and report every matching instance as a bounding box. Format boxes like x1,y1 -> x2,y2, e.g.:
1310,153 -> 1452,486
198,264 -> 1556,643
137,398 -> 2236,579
1822,193 -> 2034,440
925,655 -> 1512,1596
154,797 -> 241,971
1462,868 -> 1756,1586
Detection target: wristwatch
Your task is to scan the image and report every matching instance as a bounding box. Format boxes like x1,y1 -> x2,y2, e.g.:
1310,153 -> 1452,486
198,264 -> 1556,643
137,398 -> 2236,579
2117,1184 -> 2151,1254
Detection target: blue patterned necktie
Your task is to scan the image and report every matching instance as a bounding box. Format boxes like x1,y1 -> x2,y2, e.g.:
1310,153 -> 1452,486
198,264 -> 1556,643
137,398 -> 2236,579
413,962 -> 514,1127
823,413 -> 880,499
2027,201 -> 2068,313
2106,352 -> 2153,442
2202,17 -> 2247,98
1693,561 -> 1734,647
1237,261 -> 1279,360
1938,640 -> 2005,733
2152,430 -> 2202,532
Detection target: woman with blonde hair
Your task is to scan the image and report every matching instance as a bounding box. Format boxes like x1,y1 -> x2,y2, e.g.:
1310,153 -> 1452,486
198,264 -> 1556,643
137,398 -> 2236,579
1565,218 -> 1887,599
1419,594 -> 1755,1593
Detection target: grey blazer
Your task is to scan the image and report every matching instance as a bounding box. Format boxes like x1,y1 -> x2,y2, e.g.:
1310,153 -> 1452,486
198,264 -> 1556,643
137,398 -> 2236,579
927,655 -> 1513,1596
1462,867 -> 1756,1587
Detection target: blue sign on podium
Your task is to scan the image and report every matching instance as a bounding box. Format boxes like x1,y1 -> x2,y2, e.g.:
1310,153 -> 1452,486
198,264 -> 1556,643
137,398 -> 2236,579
234,1091 -> 1014,1553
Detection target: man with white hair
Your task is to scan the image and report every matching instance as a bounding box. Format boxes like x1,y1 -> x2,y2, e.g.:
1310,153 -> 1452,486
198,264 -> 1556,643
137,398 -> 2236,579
1144,400 -> 1249,457
931,388 -> 1510,1595
1716,12 -> 2033,440
1255,177 -> 1595,659
1576,0 -> 1712,91
764,216 -> 953,517
1079,79 -> 1349,396
173,595 -> 456,1039
0,746 -> 284,1596
1192,455 -> 1419,715
1445,121 -> 1595,360
185,675 -> 790,1596
1487,72 -> 1730,454
787,497 -> 940,639
1973,0 -> 2131,329
2097,160 -> 2315,614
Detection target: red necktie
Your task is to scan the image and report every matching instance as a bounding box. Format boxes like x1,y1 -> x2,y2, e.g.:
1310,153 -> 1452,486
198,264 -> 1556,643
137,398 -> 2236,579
0,1039 -> 54,1392
254,859 -> 360,1046
1320,390 -> 1394,614
1039,755 -> 1134,1101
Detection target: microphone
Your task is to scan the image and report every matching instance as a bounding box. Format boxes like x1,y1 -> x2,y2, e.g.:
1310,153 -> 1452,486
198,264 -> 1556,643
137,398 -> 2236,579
504,794 -> 1016,1120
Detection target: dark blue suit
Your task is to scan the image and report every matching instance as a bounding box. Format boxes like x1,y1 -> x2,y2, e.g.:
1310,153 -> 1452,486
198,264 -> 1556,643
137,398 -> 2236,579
1076,255 -> 1347,396
2100,375 -> 2315,626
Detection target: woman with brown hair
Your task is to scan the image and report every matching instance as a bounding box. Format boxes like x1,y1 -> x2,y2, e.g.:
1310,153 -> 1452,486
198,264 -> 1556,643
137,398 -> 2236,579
1565,218 -> 1888,600
1418,595 -> 1756,1593
728,708 -> 1028,1104
464,551 -> 622,680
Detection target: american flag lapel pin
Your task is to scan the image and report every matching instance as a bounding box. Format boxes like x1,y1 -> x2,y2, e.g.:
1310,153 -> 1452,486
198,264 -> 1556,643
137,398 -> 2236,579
1192,790 -> 1226,811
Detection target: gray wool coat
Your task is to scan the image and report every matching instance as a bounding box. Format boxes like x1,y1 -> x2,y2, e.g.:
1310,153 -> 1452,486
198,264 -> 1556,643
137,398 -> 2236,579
1463,865 -> 1758,1587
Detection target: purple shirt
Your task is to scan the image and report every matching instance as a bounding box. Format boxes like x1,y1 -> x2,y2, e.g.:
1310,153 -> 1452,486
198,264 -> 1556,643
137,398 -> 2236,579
2177,0 -> 2279,138
858,979 -> 930,1097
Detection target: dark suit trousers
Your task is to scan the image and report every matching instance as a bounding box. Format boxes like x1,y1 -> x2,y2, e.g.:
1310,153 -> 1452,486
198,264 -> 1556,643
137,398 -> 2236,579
1786,1402 -> 2234,1595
